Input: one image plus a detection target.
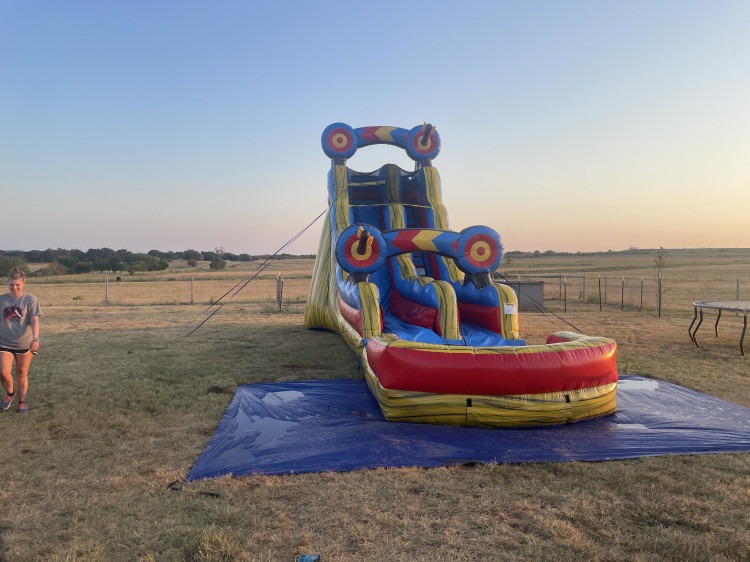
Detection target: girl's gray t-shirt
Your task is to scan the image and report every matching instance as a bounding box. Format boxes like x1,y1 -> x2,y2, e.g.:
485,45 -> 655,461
0,293 -> 42,349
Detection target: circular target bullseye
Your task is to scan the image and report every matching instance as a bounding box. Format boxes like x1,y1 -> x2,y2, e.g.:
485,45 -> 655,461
331,132 -> 349,149
464,234 -> 497,269
415,134 -> 432,150
456,226 -> 503,274
322,123 -> 357,159
335,225 -> 385,274
469,240 -> 491,263
406,125 -> 441,161
348,236 -> 374,264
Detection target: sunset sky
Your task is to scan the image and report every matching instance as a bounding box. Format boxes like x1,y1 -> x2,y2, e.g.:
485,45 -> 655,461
1,1 -> 748,254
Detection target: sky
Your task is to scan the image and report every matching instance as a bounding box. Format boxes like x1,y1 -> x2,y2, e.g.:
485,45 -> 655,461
1,0 -> 748,255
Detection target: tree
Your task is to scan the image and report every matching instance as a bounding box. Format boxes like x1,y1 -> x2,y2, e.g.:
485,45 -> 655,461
0,255 -> 27,275
182,249 -> 203,261
124,254 -> 169,274
655,247 -> 668,318
74,261 -> 94,274
25,250 -> 44,263
209,256 -> 227,270
57,256 -> 78,272
654,247 -> 668,275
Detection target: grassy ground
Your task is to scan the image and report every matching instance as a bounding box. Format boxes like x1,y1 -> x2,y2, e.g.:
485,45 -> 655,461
0,255 -> 748,561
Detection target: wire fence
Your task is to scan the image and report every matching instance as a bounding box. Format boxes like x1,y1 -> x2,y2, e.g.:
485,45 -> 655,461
30,276 -> 311,308
501,273 -> 747,316
28,271 -> 748,321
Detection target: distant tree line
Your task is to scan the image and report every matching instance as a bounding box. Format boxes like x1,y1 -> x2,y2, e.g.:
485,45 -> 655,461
504,248 -> 655,259
0,248 -> 316,276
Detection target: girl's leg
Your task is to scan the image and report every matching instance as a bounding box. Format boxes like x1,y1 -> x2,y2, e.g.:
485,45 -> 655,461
14,352 -> 32,403
0,352 -> 14,395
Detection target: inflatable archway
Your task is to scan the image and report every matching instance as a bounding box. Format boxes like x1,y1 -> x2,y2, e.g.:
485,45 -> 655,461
305,123 -> 617,427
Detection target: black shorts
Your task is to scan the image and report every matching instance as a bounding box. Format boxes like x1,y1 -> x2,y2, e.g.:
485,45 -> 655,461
0,347 -> 31,357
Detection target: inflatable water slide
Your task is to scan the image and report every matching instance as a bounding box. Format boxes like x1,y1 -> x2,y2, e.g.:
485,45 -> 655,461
305,123 -> 618,427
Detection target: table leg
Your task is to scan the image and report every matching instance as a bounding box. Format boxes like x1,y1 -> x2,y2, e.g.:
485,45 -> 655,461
688,306 -> 698,344
714,309 -> 722,337
691,307 -> 704,347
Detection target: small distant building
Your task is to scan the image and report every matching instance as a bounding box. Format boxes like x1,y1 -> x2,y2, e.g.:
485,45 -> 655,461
500,281 -> 544,312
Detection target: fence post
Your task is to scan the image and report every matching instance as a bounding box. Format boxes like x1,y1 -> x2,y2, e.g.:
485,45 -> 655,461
563,276 -> 567,312
621,276 -> 625,310
657,272 -> 662,318
559,274 -> 562,300
105,277 -> 109,305
598,276 -> 602,311
190,277 -> 194,304
276,272 -> 284,312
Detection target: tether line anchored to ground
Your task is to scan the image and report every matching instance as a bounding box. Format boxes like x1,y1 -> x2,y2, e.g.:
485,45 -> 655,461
495,273 -> 583,334
185,208 -> 327,337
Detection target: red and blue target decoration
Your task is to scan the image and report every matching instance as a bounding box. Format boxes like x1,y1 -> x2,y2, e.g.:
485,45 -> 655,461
322,123 -> 357,159
405,124 -> 441,161
322,123 -> 441,162
335,224 -> 503,276
336,225 -> 386,274
454,226 -> 503,274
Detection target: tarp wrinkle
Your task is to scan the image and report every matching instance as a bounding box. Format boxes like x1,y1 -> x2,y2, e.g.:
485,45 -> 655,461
186,375 -> 750,480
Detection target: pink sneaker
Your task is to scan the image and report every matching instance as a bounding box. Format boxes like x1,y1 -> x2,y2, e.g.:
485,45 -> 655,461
16,402 -> 27,414
0,394 -> 14,411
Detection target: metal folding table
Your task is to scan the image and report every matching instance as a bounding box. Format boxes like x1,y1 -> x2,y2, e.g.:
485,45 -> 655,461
689,300 -> 749,356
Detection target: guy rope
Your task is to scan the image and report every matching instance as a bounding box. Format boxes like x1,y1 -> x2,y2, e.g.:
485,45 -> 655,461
185,209 -> 327,337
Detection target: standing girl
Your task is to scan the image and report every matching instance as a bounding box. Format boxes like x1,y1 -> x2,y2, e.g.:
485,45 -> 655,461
0,268 -> 41,413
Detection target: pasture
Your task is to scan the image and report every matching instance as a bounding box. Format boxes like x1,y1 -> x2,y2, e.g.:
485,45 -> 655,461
1,252 -> 748,561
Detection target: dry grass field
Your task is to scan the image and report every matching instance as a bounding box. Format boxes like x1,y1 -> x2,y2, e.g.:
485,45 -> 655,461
0,252 -> 748,561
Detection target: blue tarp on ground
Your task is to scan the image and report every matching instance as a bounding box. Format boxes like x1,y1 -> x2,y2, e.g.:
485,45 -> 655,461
186,375 -> 750,481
